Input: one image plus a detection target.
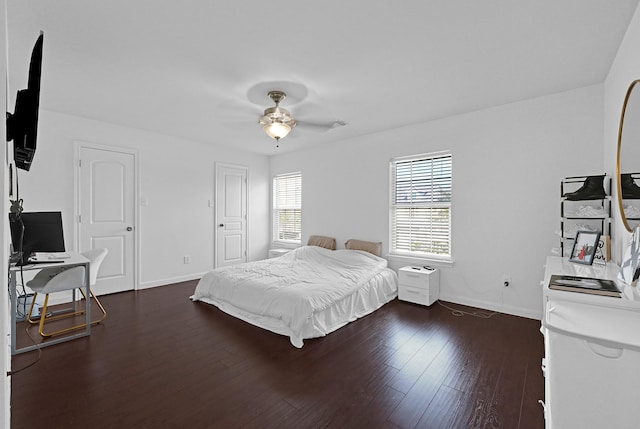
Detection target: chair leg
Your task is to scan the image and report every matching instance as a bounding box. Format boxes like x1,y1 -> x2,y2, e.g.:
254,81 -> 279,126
38,294 -> 50,337
37,294 -> 84,338
26,292 -> 39,324
91,291 -> 107,324
37,288 -> 107,337
78,288 -> 107,324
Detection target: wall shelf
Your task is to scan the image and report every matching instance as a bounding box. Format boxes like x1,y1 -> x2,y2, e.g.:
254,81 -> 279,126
559,175 -> 611,258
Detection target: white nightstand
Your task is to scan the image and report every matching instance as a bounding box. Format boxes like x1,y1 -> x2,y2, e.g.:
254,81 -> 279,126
398,266 -> 440,306
268,248 -> 290,259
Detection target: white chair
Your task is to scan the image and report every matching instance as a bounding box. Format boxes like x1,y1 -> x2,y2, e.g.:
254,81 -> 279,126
26,248 -> 108,337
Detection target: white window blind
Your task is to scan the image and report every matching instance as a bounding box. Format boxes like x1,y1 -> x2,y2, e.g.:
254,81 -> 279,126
390,152 -> 452,257
273,172 -> 302,243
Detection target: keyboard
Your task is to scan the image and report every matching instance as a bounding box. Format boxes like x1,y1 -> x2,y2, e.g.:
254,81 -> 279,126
14,258 -> 65,267
32,252 -> 70,260
12,252 -> 70,266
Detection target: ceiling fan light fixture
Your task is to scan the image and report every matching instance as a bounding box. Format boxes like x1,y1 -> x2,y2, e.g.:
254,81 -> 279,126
260,90 -> 296,142
263,121 -> 291,140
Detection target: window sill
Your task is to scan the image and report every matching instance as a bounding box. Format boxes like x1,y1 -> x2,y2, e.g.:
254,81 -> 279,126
386,253 -> 453,268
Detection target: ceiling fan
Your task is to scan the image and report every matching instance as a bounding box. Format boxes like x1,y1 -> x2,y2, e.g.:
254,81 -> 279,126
259,91 -> 297,144
256,89 -> 346,146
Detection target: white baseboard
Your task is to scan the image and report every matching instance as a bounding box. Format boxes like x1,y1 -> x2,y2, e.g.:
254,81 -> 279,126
138,272 -> 205,290
438,293 -> 542,321
26,273 -> 205,308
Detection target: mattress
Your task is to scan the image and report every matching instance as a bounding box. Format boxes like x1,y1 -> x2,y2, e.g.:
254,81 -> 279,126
190,246 -> 398,347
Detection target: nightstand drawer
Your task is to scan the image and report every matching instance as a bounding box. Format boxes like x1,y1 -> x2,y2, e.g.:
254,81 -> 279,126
398,284 -> 431,306
398,269 -> 430,289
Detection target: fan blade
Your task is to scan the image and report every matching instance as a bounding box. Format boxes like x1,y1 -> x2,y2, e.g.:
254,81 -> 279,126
296,120 -> 347,133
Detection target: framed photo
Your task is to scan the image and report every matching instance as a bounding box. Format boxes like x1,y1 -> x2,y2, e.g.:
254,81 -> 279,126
619,226 -> 640,286
593,235 -> 611,264
569,230 -> 601,265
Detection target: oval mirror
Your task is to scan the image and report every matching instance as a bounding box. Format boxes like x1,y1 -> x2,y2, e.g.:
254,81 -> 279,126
617,80 -> 640,232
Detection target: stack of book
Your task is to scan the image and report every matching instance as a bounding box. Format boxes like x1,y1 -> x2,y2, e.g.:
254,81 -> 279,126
548,275 -> 621,298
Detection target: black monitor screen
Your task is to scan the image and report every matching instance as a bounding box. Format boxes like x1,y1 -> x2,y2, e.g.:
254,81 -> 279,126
10,211 -> 65,256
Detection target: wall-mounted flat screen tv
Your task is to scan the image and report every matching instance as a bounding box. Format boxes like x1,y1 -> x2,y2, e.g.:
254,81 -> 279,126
6,32 -> 43,171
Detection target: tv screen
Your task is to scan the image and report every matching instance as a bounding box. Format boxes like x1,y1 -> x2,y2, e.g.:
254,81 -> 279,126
6,32 -> 43,171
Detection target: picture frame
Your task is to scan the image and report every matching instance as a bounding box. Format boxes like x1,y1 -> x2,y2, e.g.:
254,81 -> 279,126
593,235 -> 611,264
569,230 -> 601,265
619,226 -> 640,286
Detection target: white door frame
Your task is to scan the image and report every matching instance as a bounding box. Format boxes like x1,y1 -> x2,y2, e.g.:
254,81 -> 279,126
73,141 -> 140,290
215,162 -> 249,267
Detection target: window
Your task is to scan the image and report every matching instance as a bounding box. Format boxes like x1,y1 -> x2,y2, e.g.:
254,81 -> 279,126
273,172 -> 302,243
390,152 -> 452,259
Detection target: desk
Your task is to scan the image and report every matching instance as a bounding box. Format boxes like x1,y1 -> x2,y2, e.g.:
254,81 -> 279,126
540,256 -> 640,428
9,252 -> 91,355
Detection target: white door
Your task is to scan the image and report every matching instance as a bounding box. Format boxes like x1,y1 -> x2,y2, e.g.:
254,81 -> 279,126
77,145 -> 136,295
215,164 -> 247,267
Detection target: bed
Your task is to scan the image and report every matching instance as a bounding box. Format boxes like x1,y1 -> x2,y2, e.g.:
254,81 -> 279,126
190,240 -> 397,348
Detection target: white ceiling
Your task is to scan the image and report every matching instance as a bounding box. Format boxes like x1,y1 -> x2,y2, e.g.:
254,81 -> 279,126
6,1 -> 640,156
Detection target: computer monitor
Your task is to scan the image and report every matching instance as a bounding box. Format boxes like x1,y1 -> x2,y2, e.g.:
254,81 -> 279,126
9,211 -> 65,264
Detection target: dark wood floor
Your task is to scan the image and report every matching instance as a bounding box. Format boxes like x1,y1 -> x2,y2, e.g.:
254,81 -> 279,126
11,281 -> 544,429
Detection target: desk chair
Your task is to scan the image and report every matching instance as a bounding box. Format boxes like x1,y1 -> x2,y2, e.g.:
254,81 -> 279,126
26,248 -> 108,337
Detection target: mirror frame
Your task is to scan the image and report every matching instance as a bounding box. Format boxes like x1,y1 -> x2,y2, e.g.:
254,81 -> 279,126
616,79 -> 640,233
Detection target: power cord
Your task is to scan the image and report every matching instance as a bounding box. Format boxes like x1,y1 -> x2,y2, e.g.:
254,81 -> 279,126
5,275 -> 42,375
5,169 -> 42,375
6,274 -> 43,376
6,327 -> 42,376
437,300 -> 498,319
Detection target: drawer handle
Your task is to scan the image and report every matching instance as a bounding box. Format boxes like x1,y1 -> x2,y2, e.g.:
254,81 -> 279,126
586,340 -> 624,359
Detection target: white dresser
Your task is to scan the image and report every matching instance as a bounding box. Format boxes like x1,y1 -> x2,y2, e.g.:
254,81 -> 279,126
397,266 -> 439,306
541,256 -> 640,429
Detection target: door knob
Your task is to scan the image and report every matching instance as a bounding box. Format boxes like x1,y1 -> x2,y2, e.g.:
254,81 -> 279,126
126,226 -> 133,231
218,224 -> 224,227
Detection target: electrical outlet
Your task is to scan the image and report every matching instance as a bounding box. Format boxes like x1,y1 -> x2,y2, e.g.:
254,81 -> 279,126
184,255 -> 191,264
502,275 -> 511,287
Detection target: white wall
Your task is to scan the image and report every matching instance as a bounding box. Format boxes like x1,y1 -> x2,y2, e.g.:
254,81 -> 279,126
17,110 -> 271,288
1,0 -> 10,425
604,2 -> 640,262
271,85 -> 605,319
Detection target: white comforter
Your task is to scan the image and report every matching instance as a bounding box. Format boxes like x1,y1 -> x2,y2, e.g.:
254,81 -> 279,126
191,246 -> 390,342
